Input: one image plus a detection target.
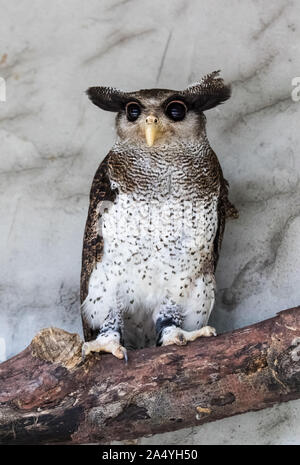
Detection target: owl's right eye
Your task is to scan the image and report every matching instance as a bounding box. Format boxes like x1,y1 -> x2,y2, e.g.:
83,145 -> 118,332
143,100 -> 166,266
126,102 -> 141,122
165,100 -> 187,121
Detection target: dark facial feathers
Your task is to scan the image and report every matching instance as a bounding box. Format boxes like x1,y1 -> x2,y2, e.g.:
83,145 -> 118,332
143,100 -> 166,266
181,71 -> 231,111
86,86 -> 140,112
86,70 -> 231,114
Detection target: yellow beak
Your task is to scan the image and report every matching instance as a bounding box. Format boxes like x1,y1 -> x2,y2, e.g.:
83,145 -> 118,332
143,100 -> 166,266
145,124 -> 158,147
145,116 -> 159,147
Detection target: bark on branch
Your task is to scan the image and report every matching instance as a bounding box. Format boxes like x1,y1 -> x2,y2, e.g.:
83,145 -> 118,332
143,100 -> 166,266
0,307 -> 300,444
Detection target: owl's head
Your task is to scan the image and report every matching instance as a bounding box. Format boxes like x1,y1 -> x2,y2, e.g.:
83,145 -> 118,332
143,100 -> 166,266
87,71 -> 230,147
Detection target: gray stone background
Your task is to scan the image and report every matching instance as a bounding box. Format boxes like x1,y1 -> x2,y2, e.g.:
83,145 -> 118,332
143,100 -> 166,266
0,0 -> 299,444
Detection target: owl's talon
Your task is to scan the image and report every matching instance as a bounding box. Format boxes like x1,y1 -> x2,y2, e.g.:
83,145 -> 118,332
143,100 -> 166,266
81,334 -> 127,362
112,345 -> 128,362
123,347 -> 128,364
81,345 -> 86,362
82,341 -> 93,360
201,326 -> 217,337
161,325 -> 217,346
178,333 -> 186,344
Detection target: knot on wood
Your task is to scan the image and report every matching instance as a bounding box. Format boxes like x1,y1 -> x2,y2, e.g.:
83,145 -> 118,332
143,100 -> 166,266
30,327 -> 82,369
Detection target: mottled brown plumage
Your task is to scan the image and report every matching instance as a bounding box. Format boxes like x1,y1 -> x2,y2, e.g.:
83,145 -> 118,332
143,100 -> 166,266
80,155 -> 115,341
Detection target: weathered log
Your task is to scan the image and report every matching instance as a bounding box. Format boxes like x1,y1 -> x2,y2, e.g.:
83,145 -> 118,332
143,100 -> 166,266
0,307 -> 299,444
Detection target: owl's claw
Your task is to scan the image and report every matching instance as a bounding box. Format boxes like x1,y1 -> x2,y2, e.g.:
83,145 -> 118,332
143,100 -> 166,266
112,344 -> 128,363
81,345 -> 86,362
198,326 -> 217,337
161,325 -> 217,346
81,333 -> 128,363
122,347 -> 128,364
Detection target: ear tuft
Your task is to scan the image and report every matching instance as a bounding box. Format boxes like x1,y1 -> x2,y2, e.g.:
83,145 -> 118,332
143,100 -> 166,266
86,86 -> 129,112
182,71 -> 231,112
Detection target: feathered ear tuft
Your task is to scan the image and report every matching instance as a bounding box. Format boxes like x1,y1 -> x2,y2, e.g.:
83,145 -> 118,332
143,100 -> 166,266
86,86 -> 129,112
181,71 -> 231,112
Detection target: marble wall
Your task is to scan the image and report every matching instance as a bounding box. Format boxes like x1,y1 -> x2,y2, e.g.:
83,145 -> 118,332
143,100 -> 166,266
0,0 -> 299,444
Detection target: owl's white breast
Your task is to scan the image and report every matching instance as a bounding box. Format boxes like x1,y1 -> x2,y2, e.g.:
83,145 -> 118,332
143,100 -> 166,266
84,190 -> 217,321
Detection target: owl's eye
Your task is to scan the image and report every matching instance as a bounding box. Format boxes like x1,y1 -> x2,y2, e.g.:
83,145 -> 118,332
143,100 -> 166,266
126,102 -> 141,122
165,100 -> 187,121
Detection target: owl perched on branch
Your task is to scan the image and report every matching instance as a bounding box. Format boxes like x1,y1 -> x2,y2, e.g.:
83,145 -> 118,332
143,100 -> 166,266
81,71 -> 238,362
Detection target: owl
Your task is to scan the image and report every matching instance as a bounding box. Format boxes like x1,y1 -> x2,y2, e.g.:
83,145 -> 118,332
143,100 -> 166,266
81,71 -> 238,362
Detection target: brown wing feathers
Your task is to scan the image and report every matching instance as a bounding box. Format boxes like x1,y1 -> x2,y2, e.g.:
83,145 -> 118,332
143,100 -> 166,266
80,153 -> 117,341
213,166 -> 238,270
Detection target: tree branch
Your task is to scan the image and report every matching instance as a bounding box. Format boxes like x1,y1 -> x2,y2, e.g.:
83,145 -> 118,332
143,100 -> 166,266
0,307 -> 299,444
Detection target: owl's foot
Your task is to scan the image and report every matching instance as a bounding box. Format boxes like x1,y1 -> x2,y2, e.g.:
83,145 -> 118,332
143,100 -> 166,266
161,325 -> 217,346
82,332 -> 128,363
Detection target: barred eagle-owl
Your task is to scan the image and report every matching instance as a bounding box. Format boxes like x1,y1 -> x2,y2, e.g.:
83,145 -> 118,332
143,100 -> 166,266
80,71 -> 238,361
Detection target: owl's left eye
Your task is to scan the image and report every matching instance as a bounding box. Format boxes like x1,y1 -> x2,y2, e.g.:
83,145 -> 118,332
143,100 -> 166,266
126,102 -> 141,122
165,100 -> 187,121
